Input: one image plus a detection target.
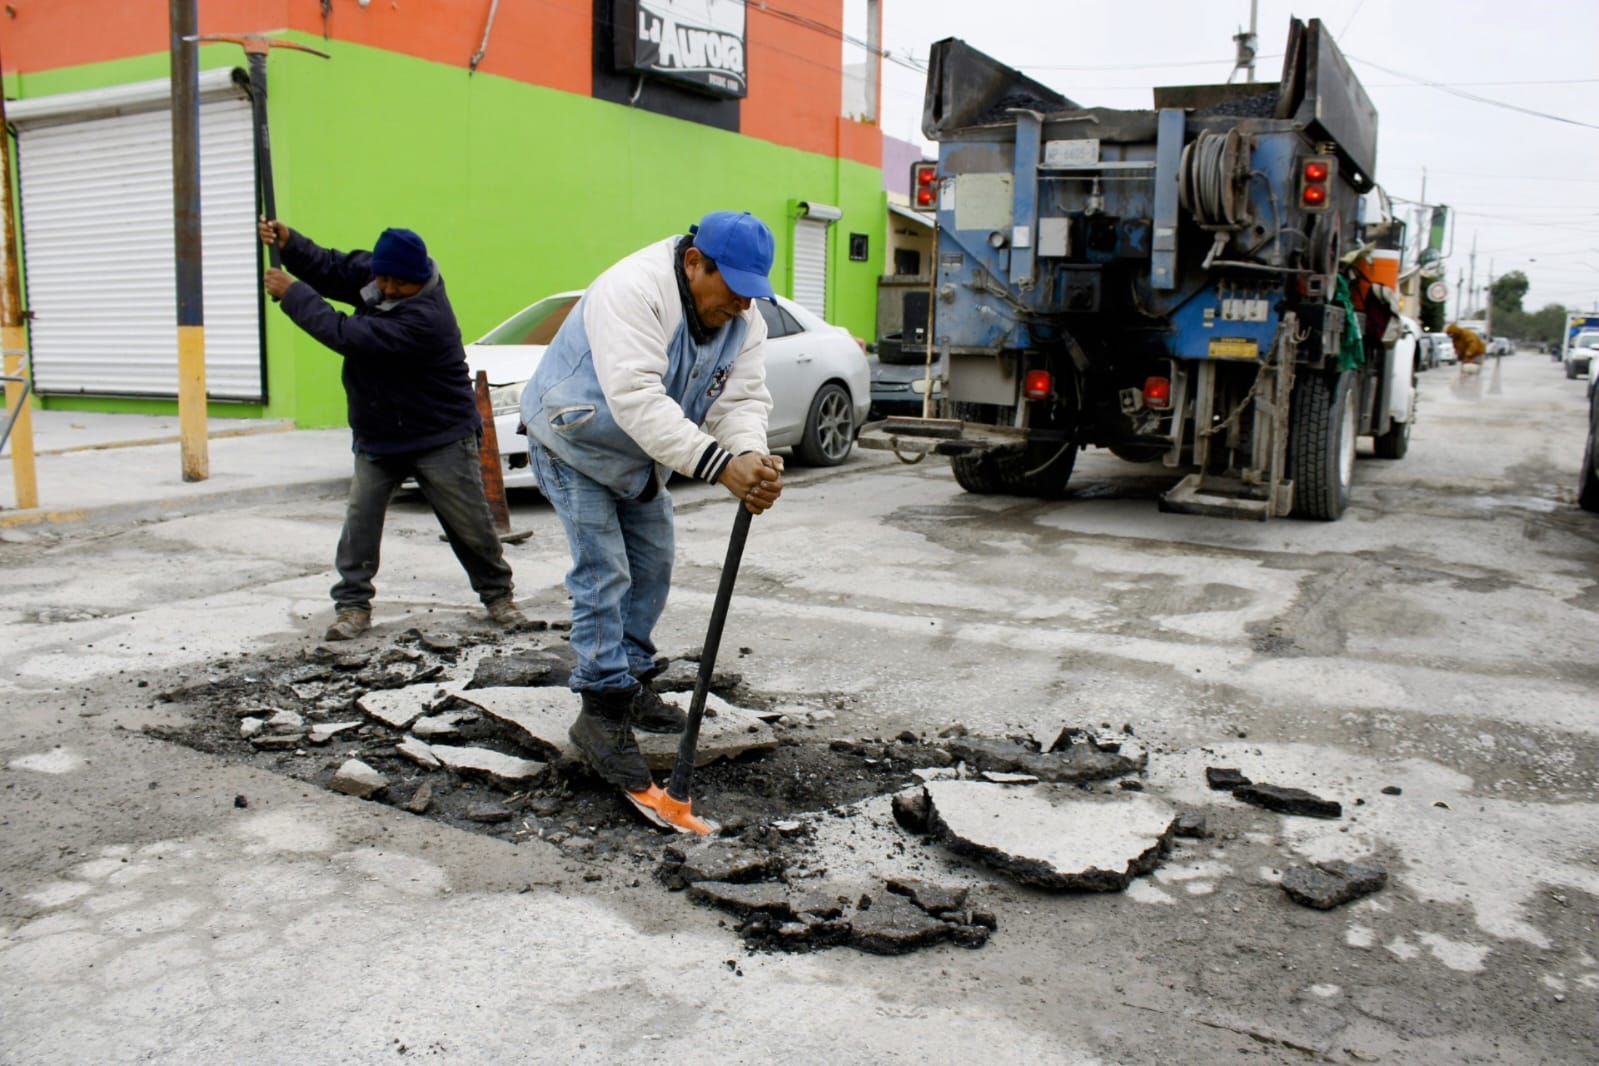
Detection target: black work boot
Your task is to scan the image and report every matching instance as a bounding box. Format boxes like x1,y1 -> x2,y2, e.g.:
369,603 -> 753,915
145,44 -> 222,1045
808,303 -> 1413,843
569,687 -> 651,792
630,680 -> 687,734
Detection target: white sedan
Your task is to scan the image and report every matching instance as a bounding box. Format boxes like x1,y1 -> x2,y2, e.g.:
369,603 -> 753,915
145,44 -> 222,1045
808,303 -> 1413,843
465,292 -> 870,491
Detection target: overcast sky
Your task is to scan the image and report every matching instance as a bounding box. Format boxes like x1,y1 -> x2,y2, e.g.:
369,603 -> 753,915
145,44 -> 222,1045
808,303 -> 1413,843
871,0 -> 1599,317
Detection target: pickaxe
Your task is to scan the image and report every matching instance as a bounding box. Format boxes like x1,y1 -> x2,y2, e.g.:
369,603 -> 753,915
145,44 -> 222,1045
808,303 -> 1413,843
183,34 -> 330,268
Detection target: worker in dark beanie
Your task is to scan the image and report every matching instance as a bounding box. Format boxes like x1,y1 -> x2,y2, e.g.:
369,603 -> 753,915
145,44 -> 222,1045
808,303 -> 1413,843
260,218 -> 526,641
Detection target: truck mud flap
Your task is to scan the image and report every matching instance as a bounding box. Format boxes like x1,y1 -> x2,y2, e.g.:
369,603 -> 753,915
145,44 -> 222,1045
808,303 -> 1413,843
857,417 -> 1028,459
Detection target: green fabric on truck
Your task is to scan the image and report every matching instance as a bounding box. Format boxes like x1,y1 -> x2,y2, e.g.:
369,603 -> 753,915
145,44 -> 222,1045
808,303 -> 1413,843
1334,275 -> 1365,372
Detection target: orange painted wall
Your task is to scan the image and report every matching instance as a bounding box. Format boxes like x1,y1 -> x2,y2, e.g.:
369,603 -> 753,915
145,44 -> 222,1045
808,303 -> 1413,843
1,1 -> 872,163
1,0 -> 591,96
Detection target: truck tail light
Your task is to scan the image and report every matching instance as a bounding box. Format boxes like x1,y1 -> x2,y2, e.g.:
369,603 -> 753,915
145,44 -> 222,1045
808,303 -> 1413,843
911,162 -> 938,210
1143,376 -> 1172,410
1299,156 -> 1334,212
1023,370 -> 1052,400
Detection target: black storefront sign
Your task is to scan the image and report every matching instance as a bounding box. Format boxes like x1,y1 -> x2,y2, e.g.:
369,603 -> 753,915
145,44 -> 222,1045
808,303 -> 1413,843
613,0 -> 748,99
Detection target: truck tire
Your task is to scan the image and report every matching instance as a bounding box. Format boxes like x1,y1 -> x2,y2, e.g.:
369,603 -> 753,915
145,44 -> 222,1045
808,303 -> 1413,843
1580,404 -> 1599,513
1288,370 -> 1356,520
793,382 -> 856,466
950,442 -> 1076,497
1372,379 -> 1414,460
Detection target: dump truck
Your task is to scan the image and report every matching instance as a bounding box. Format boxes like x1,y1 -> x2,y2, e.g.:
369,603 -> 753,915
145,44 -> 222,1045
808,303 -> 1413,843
860,18 -> 1415,520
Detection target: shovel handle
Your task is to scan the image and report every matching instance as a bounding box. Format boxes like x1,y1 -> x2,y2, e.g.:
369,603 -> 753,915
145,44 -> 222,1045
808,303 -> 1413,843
667,504 -> 754,801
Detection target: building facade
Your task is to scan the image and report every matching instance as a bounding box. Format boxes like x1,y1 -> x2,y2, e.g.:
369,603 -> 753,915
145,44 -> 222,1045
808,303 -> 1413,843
3,0 -> 884,428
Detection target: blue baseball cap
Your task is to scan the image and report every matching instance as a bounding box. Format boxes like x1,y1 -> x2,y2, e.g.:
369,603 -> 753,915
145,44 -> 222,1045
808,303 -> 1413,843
690,211 -> 775,301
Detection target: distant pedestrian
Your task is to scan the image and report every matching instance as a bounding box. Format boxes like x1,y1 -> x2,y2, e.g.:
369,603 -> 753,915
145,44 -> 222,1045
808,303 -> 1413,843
259,219 -> 525,641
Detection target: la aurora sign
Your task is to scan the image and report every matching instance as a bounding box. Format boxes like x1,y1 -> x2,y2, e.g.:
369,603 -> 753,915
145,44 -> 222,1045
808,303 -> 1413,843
613,0 -> 748,99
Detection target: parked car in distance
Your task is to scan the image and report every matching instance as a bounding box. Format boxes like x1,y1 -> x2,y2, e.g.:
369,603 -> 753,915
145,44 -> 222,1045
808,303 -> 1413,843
1566,330 -> 1599,380
1487,336 -> 1514,357
868,349 -> 943,420
464,292 -> 870,490
1422,330 -> 1455,367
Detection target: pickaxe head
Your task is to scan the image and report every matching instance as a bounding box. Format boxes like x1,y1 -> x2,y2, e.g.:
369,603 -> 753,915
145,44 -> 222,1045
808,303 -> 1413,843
183,33 -> 331,59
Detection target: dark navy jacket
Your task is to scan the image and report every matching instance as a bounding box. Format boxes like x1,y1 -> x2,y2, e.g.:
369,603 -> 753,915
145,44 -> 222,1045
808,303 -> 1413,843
279,231 -> 480,457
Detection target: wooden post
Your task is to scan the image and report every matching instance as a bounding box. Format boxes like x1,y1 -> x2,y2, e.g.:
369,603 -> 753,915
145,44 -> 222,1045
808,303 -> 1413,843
474,370 -> 511,534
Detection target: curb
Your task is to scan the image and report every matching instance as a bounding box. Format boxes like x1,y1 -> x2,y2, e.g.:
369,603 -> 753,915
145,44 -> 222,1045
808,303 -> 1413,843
0,477 -> 351,532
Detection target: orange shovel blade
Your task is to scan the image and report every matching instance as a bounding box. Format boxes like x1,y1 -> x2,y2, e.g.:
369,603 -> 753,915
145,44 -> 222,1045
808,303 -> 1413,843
625,784 -> 719,835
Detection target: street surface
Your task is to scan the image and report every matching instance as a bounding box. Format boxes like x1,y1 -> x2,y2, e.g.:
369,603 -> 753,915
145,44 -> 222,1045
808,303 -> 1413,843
2,352 -> 1595,1064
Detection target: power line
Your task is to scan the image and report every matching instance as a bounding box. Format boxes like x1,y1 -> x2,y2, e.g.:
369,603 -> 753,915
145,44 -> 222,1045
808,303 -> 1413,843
1345,53 -> 1599,132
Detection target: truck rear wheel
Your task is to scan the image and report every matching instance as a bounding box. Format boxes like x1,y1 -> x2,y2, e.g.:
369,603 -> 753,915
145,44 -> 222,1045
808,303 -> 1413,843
1288,370 -> 1356,520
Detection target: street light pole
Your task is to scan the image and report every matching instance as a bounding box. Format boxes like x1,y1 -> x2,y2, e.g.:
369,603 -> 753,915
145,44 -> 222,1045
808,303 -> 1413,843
0,33 -> 38,509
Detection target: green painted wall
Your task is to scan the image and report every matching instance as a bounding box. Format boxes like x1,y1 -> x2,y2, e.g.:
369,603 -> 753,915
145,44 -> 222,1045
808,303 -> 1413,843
11,35 -> 885,429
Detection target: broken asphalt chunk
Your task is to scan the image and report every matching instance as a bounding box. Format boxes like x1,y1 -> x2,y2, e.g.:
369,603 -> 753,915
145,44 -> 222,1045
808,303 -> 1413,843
944,733 -> 1145,784
1280,860 -> 1387,909
425,743 -> 546,785
890,788 -> 931,834
849,893 -> 955,956
466,649 -> 572,689
1233,783 -> 1342,819
885,877 -> 969,915
1205,767 -> 1251,791
924,780 -> 1176,891
658,839 -> 787,891
357,686 -> 440,729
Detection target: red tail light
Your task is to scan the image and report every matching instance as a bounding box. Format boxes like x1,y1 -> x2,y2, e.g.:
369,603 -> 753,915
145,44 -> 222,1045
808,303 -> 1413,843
1301,184 -> 1328,206
1023,370 -> 1052,400
1302,160 -> 1329,182
1143,376 -> 1172,409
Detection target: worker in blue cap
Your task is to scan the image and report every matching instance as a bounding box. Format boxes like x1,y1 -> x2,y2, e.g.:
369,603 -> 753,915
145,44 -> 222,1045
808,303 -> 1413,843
520,211 -> 785,802
260,219 -> 525,641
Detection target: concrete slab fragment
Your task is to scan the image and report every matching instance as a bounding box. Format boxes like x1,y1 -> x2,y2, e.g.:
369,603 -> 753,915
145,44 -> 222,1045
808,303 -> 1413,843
330,759 -> 388,799
424,744 -> 546,784
395,736 -> 440,769
356,686 -> 442,729
455,686 -> 777,770
924,780 -> 1177,891
851,893 -> 954,956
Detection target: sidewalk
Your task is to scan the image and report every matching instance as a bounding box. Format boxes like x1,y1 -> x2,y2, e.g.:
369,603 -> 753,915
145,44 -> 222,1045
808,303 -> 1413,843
0,409 -> 352,529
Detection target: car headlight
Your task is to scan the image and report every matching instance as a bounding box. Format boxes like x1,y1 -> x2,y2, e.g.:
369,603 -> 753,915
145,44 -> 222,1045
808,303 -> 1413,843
487,382 -> 524,416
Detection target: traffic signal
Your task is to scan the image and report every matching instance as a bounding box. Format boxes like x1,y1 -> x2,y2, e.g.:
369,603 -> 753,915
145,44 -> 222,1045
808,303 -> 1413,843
1299,156 -> 1334,212
911,161 -> 938,211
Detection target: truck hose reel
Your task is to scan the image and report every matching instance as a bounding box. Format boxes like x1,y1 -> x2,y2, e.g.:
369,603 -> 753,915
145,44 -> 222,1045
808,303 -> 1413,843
1179,129 -> 1250,229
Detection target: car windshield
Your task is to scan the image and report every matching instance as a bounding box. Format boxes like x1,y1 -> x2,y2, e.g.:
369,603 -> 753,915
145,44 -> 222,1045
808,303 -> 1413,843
1579,335 -> 1599,350
476,295 -> 579,345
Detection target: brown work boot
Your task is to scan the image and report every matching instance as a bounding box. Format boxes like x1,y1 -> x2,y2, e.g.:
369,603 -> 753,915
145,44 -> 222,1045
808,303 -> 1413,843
630,681 -> 687,734
569,688 -> 652,792
324,606 -> 371,641
485,597 -> 528,629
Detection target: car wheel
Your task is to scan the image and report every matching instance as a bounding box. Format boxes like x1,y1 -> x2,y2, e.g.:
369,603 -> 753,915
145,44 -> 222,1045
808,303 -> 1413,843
794,382 -> 855,466
1566,360 -> 1578,380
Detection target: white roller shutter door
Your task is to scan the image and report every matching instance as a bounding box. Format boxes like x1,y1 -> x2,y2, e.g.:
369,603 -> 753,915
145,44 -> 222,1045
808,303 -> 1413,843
14,73 -> 263,401
792,217 -> 829,320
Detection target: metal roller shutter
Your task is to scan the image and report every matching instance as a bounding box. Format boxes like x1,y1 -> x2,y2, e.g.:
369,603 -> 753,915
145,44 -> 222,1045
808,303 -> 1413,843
13,72 -> 263,401
792,218 -> 829,320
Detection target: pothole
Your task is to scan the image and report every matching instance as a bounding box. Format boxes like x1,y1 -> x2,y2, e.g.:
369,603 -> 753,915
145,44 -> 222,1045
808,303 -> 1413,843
145,617 -> 1276,956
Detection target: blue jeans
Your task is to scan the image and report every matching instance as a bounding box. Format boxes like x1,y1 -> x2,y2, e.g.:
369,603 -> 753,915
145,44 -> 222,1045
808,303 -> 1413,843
528,443 -> 674,693
333,434 -> 514,610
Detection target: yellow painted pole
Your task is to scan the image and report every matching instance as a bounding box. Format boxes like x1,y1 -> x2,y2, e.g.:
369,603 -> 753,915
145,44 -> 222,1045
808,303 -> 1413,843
0,42 -> 39,509
172,0 -> 208,481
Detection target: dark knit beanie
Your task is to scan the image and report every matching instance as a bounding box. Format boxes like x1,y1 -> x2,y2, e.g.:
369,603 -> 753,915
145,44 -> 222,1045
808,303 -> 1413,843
370,228 -> 431,282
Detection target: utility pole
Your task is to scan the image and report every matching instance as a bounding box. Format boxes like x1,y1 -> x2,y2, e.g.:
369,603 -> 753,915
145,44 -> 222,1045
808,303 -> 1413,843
0,33 -> 38,509
1485,260 -> 1494,336
1228,0 -> 1259,84
1467,232 -> 1477,318
171,0 -> 208,481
